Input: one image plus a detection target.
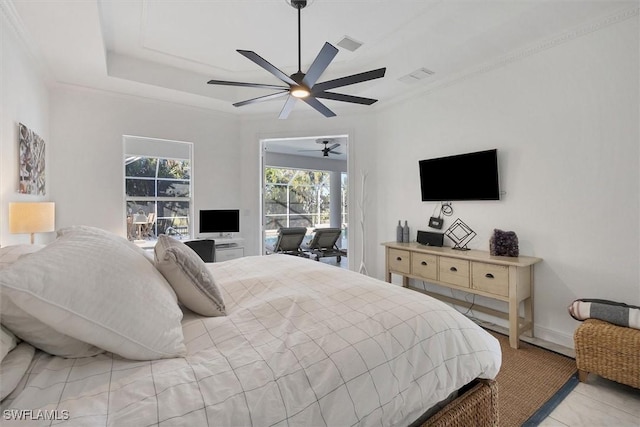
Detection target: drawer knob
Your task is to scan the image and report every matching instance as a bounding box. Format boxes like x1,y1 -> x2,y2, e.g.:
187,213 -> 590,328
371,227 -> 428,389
450,267 -> 458,272
421,261 -> 428,266
485,273 -> 495,279
396,257 -> 402,261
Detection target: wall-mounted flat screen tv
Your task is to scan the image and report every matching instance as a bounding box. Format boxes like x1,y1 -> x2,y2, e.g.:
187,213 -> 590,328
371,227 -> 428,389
419,149 -> 499,201
199,209 -> 240,233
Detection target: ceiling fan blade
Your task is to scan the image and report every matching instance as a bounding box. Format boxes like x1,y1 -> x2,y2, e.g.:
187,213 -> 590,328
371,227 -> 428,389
314,91 -> 378,105
302,42 -> 339,88
301,97 -> 336,118
327,143 -> 340,151
237,50 -> 297,86
312,67 -> 386,92
279,96 -> 297,120
233,91 -> 289,107
207,80 -> 288,91
297,149 -> 322,152
329,151 -> 343,155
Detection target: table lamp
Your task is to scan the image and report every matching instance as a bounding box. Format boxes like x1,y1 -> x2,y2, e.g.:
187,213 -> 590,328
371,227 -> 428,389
9,202 -> 56,244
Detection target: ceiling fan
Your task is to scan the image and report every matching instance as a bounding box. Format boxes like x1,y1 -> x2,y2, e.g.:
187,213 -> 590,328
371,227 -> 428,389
207,0 -> 386,119
298,139 -> 342,157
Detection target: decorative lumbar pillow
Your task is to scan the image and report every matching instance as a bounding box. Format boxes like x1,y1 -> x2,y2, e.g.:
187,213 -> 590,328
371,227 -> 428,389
489,229 -> 519,257
0,227 -> 186,360
569,299 -> 640,330
155,235 -> 226,317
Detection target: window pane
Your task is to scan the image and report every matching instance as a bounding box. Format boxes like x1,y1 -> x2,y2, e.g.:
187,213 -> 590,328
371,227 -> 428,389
127,201 -> 154,216
288,215 -> 313,228
265,215 -> 287,231
125,157 -> 157,177
158,180 -> 190,197
126,179 -> 155,197
156,217 -> 190,238
157,201 -> 190,238
158,159 -> 190,179
265,184 -> 287,215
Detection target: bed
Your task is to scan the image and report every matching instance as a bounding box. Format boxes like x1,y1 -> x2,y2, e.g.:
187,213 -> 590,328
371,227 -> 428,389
0,227 -> 500,426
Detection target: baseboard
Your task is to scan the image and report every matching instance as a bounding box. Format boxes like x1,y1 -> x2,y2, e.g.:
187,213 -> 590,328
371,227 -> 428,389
533,324 -> 575,350
468,314 -> 576,358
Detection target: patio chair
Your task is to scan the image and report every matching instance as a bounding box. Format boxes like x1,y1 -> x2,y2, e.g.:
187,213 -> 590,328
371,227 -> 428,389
266,227 -> 308,257
303,228 -> 346,262
141,213 -> 156,238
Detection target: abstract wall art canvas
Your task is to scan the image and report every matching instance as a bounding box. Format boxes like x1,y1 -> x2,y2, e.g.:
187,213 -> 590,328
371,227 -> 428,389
18,123 -> 46,195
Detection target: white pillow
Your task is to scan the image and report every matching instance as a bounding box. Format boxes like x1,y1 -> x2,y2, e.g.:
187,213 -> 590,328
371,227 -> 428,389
0,245 -> 102,358
0,342 -> 35,401
0,298 -> 103,358
0,244 -> 45,271
0,325 -> 18,361
155,236 -> 226,317
0,228 -> 186,360
57,225 -> 155,264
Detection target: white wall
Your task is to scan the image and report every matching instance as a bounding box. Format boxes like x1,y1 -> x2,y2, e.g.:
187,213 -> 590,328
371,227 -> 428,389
48,86 -> 240,238
0,5 -> 51,246
372,15 -> 639,347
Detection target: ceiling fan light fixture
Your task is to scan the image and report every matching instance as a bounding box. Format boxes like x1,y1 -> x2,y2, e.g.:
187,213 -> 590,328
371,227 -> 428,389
291,87 -> 310,98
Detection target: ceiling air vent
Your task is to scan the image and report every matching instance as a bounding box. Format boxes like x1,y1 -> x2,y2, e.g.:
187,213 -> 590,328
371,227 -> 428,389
337,36 -> 363,52
398,67 -> 435,84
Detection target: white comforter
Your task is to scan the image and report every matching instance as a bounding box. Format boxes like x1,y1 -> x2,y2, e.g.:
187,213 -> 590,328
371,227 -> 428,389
2,255 -> 501,426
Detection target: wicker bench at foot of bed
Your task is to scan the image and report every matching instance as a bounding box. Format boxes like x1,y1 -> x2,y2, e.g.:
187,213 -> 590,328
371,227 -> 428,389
421,379 -> 498,427
574,319 -> 640,389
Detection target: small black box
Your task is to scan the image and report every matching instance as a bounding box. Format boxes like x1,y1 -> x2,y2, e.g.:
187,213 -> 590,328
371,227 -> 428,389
417,230 -> 444,247
429,216 -> 444,229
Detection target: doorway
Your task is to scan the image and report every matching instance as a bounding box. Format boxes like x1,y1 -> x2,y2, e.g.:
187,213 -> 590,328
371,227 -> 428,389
261,135 -> 348,267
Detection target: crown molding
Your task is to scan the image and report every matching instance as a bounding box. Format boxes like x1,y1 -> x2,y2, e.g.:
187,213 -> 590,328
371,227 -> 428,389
0,0 -> 53,83
383,5 -> 640,111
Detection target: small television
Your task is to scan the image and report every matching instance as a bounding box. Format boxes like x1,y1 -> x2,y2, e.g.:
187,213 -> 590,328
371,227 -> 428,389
199,209 -> 240,234
419,149 -> 500,201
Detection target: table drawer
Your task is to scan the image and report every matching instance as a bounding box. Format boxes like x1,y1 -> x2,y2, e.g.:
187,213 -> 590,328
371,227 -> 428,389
411,253 -> 438,281
472,263 -> 508,296
388,249 -> 411,274
439,257 -> 470,288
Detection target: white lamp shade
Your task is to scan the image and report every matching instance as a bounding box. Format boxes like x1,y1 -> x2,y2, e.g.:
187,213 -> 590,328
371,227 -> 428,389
9,202 -> 56,234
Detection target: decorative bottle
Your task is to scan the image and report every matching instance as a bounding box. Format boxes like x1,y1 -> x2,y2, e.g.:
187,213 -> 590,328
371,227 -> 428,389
402,220 -> 409,243
396,220 -> 403,242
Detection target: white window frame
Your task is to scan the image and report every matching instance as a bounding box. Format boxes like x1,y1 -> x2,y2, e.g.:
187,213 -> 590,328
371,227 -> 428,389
123,136 -> 194,239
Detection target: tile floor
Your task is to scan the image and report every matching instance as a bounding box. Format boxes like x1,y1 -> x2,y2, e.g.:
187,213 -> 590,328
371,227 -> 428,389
473,320 -> 640,427
540,374 -> 640,426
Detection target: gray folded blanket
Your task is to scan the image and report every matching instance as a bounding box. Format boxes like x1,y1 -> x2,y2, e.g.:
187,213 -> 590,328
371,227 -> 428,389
569,299 -> 640,330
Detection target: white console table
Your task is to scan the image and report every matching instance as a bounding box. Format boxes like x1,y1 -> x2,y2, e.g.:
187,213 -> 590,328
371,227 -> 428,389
212,237 -> 244,262
382,242 -> 542,349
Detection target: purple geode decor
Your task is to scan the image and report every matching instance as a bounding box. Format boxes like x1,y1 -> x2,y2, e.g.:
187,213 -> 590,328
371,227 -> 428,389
489,229 -> 519,257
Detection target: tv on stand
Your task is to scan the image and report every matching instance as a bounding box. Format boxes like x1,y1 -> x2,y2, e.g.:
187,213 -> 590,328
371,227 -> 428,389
199,209 -> 240,238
